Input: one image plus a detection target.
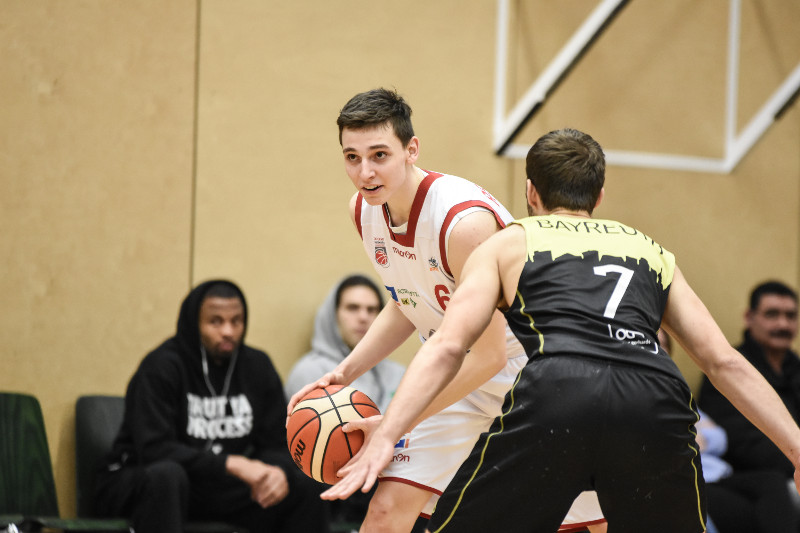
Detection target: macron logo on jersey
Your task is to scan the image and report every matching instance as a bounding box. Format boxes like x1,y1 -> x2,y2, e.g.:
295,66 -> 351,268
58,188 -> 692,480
392,246 -> 417,260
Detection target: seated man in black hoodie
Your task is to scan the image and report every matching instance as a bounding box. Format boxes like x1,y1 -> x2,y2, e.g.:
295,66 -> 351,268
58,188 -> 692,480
95,279 -> 328,533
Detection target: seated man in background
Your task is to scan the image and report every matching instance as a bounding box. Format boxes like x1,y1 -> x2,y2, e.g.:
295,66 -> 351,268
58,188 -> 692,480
699,280 -> 800,528
95,279 -> 328,533
285,274 -> 405,526
660,329 -> 797,532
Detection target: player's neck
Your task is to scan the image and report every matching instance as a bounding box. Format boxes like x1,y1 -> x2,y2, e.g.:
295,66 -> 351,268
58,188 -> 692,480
547,208 -> 592,219
384,166 -> 425,226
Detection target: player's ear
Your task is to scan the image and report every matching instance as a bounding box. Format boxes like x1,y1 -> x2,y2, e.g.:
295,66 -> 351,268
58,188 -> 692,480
406,136 -> 420,164
594,188 -> 605,210
525,179 -> 540,213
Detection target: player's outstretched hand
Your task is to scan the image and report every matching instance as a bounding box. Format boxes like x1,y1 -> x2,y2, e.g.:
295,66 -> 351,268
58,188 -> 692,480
320,428 -> 395,501
286,371 -> 346,425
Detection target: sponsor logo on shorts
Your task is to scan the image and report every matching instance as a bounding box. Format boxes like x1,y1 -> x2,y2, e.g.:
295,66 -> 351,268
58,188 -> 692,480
393,438 -> 411,461
374,238 -> 389,268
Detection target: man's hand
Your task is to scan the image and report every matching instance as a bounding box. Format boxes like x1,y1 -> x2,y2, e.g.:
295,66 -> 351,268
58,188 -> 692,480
319,427 -> 395,501
250,463 -> 289,508
226,455 -> 289,508
286,371 -> 347,425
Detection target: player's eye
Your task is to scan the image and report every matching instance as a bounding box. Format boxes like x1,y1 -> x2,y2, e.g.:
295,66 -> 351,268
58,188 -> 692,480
374,151 -> 387,160
345,153 -> 359,162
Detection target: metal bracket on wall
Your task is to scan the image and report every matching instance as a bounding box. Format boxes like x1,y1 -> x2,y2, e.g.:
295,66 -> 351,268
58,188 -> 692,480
493,0 -> 800,173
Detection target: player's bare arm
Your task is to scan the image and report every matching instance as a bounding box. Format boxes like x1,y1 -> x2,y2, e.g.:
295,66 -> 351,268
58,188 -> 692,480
285,196 -> 417,417
663,267 -> 800,488
322,229 -> 509,501
286,298 -> 416,416
411,210 -> 508,424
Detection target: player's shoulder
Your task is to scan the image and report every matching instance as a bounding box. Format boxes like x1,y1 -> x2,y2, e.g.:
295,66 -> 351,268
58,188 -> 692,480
488,223 -> 526,251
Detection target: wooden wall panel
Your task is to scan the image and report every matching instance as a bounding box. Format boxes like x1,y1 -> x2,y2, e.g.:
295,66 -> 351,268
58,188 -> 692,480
0,0 -> 197,516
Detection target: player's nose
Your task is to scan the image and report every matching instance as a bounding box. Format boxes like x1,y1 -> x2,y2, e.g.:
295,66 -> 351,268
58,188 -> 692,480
358,160 -> 375,180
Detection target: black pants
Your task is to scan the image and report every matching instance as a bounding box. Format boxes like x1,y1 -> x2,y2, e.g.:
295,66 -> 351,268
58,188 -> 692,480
706,469 -> 800,533
95,459 -> 330,533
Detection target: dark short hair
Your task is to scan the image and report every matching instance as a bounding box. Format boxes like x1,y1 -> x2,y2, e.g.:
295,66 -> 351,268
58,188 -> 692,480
526,128 -> 605,214
204,281 -> 243,303
749,280 -> 798,311
335,275 -> 384,309
336,88 -> 415,147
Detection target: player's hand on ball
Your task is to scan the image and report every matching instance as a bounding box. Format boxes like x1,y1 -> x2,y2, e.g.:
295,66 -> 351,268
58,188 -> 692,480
287,385 -> 380,485
286,371 -> 346,423
341,414 -> 383,460
320,426 -> 396,501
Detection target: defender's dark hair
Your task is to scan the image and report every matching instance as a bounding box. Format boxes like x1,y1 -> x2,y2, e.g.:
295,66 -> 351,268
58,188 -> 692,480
526,128 -> 605,214
337,88 -> 415,147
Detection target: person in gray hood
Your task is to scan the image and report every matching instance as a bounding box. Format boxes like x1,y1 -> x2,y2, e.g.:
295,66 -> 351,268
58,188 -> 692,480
286,274 -> 405,413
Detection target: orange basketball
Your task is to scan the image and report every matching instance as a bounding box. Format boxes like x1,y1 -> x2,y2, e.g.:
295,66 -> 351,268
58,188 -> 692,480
287,385 -> 380,485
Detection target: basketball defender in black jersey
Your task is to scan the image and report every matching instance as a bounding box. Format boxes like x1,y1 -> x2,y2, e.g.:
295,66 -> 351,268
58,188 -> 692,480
323,128 -> 800,533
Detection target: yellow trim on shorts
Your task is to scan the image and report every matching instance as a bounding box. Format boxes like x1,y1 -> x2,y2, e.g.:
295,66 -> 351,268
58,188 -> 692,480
687,394 -> 706,531
431,367 -> 525,532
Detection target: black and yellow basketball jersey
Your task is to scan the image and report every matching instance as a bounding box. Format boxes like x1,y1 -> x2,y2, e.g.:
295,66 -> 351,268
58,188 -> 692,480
505,215 -> 683,380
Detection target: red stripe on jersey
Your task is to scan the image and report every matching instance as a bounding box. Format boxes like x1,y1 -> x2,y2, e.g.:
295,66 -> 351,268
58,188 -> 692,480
355,193 -> 364,239
383,171 -> 443,247
439,201 -> 508,277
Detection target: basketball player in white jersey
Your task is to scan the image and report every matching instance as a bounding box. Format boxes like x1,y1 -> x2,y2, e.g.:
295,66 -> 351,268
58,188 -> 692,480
288,88 -> 606,533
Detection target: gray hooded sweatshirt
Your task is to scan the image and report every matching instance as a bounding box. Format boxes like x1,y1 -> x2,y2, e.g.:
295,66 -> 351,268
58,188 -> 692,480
285,277 -> 405,413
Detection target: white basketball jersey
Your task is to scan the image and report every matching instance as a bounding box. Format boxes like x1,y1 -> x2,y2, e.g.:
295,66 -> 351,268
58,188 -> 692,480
356,171 -> 524,364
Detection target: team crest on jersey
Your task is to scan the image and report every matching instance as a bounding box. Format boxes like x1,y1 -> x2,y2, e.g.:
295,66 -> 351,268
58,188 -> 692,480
428,257 -> 439,271
374,238 -> 389,268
